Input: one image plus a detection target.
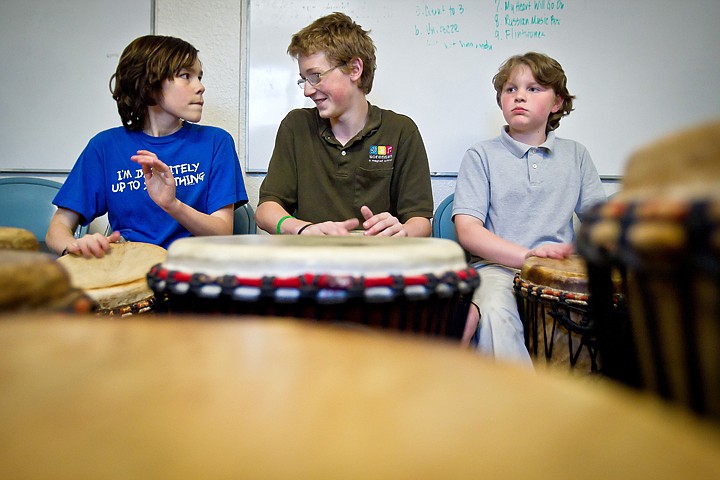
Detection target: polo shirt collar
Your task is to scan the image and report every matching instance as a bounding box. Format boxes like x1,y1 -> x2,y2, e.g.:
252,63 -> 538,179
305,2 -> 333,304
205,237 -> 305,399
499,126 -> 556,157
318,102 -> 381,147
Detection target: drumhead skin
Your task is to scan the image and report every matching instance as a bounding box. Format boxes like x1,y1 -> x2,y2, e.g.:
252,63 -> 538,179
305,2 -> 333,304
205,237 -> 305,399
56,242 -> 166,314
617,121 -> 720,202
161,235 -> 469,278
520,255 -> 588,295
0,227 -> 39,251
57,242 -> 167,290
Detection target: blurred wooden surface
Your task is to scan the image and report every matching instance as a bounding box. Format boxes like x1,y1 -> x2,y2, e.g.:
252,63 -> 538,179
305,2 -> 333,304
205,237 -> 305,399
1,314 -> 719,479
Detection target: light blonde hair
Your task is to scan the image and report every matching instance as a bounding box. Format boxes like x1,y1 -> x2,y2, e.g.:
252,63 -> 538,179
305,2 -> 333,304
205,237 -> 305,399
287,12 -> 377,94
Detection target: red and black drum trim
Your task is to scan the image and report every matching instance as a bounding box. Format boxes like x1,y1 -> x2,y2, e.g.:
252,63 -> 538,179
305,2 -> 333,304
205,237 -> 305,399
147,265 -> 480,305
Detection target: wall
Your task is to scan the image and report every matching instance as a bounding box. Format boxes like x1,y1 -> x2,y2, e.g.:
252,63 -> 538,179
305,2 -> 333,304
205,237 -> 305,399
245,0 -> 720,177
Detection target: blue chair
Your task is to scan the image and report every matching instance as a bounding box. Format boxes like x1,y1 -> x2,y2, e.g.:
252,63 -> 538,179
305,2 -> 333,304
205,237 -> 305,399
0,177 -> 87,247
432,193 -> 458,242
233,202 -> 257,235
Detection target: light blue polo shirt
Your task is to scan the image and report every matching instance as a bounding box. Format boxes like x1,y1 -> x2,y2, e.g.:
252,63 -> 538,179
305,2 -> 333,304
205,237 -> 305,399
452,127 -> 606,257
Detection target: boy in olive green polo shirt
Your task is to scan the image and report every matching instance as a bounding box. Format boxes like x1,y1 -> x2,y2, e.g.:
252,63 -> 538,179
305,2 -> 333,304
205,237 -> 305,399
256,13 -> 433,237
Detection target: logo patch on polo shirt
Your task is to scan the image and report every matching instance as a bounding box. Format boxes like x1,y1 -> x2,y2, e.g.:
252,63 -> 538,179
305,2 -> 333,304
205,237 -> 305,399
369,145 -> 394,163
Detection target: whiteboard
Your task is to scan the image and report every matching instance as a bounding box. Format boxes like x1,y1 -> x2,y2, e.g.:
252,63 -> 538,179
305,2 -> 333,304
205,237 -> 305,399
246,0 -> 720,176
0,0 -> 153,173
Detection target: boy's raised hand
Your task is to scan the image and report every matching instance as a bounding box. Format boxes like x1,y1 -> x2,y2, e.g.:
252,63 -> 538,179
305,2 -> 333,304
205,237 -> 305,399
131,150 -> 177,211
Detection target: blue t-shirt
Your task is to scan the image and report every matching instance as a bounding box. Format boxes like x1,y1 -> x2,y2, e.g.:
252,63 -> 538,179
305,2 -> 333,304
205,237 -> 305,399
54,123 -> 248,249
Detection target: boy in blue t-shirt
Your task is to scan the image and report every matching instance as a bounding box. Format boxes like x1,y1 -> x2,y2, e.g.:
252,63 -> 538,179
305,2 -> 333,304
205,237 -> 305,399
47,35 -> 247,258
453,52 -> 606,366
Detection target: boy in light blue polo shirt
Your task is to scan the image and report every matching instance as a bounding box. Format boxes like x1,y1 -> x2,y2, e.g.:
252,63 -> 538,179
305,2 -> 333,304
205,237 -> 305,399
453,52 -> 606,366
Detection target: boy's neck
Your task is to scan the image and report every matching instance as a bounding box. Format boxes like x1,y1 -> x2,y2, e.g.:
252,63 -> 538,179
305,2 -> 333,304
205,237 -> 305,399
144,108 -> 184,137
507,126 -> 548,147
330,97 -> 369,146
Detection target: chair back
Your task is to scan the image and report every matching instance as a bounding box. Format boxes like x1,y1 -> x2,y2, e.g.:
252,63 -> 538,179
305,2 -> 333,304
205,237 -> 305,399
0,177 -> 65,243
233,203 -> 257,235
432,193 -> 458,242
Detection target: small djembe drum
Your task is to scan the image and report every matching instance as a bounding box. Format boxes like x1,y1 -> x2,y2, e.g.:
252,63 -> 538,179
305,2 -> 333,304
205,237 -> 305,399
513,255 -> 615,374
577,121 -> 720,419
147,235 -> 479,339
58,242 -> 167,316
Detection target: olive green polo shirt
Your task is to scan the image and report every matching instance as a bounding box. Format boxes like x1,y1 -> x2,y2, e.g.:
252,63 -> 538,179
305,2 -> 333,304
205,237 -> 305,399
258,104 -> 433,224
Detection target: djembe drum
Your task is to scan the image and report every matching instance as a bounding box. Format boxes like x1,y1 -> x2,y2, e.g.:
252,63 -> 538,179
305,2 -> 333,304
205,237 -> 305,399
578,121 -> 720,419
0,226 -> 40,251
0,250 -> 92,313
58,242 -> 167,316
147,235 -> 479,338
513,255 -> 611,374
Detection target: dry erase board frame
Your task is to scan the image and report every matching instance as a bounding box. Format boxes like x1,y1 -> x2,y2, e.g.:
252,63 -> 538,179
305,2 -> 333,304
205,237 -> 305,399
0,0 -> 154,174
245,0 -> 720,177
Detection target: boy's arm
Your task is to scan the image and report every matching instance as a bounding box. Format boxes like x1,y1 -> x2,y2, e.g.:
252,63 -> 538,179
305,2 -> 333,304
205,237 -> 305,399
164,202 -> 235,236
132,150 -> 234,236
256,201 -> 359,235
46,207 -> 121,258
455,214 -> 573,269
455,214 -> 528,269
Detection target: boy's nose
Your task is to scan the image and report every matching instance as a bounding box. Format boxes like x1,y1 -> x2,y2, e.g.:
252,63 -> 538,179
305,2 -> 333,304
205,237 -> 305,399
303,81 -> 316,96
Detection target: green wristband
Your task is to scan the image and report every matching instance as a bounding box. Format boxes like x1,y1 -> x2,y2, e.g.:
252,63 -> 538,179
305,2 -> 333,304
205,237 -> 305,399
276,215 -> 294,234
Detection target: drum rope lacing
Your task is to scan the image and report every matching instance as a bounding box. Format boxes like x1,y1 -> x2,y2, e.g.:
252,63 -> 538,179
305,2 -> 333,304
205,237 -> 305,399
147,265 -> 480,305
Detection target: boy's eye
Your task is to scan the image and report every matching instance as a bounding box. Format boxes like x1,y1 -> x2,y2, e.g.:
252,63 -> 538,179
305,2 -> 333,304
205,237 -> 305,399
505,87 -> 516,93
178,73 -> 190,79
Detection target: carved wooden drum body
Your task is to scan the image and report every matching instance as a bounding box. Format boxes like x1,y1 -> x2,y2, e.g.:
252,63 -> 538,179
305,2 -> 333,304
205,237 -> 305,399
578,121 -> 720,419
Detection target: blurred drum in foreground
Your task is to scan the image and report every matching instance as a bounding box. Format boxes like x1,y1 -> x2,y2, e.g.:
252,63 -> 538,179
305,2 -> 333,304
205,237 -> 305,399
0,250 -> 91,313
147,235 -> 479,338
1,314 -> 719,479
58,242 -> 167,316
578,121 -> 720,420
0,226 -> 39,251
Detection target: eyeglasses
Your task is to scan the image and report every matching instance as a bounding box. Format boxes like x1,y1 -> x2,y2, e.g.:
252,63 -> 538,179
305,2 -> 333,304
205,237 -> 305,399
296,64 -> 344,89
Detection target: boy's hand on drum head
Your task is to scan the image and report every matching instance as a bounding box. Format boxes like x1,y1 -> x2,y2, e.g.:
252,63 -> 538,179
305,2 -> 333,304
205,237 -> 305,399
360,206 -> 406,237
67,230 -> 122,259
525,242 -> 573,260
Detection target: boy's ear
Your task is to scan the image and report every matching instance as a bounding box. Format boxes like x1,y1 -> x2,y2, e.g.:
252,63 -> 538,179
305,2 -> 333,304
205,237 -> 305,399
347,57 -> 364,82
551,94 -> 563,113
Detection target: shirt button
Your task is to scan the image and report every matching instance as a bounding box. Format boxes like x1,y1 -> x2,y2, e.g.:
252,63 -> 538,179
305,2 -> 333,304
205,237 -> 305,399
532,163 -> 538,169
341,151 -> 347,156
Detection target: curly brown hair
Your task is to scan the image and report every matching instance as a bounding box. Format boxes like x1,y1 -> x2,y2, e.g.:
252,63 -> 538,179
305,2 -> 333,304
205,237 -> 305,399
287,12 -> 377,94
110,35 -> 199,131
492,52 -> 575,132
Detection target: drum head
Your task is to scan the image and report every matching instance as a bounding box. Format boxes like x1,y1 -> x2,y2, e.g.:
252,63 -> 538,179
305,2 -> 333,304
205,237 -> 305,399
57,242 -> 167,290
520,255 -> 588,295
